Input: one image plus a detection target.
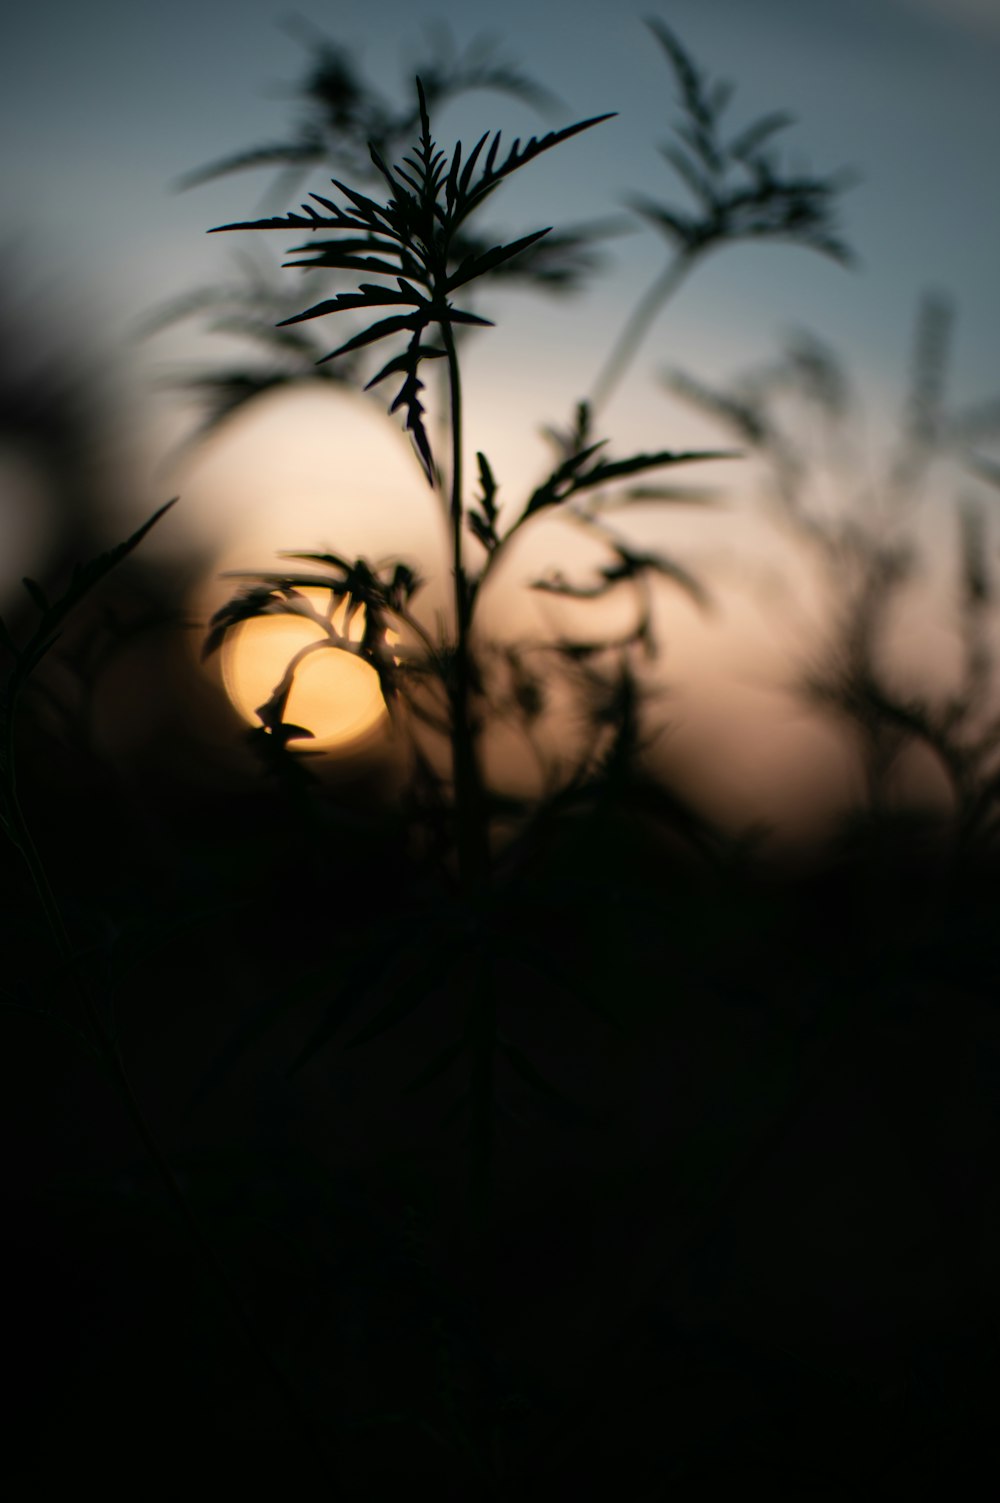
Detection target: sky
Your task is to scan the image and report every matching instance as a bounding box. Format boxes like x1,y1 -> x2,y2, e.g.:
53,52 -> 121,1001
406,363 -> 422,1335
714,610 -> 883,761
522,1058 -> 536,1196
4,0 -> 997,506
3,0 -> 999,836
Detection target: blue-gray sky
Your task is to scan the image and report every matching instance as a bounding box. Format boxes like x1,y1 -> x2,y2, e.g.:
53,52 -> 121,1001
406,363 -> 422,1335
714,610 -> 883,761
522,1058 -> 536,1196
3,0 -> 999,833
5,0 -> 997,387
4,0 -> 998,563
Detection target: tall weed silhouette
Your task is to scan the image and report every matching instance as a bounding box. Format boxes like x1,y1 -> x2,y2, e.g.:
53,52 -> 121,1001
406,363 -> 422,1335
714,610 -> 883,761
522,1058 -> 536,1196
12,15 -> 999,1498
195,20 -> 850,1235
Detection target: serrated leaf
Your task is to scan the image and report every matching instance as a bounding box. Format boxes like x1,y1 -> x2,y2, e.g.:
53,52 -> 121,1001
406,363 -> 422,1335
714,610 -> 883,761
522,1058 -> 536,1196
455,113 -> 616,226
445,227 -> 552,292
365,343 -> 446,390
209,206 -> 368,236
476,451 -> 499,519
370,326 -> 437,481
277,287 -> 422,327
457,131 -> 490,198
579,447 -> 737,491
522,445 -> 733,527
443,308 -> 495,329
284,249 -> 404,277
326,177 -> 397,227
522,442 -> 608,519
317,313 -> 420,363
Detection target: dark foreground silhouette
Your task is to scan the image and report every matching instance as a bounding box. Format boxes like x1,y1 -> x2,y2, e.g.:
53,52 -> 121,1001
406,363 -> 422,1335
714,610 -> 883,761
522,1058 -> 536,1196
4,702 -> 999,1498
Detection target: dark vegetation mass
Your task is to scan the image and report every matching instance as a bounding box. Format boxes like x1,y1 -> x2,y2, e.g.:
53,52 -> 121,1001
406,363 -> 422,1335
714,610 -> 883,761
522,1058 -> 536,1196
3,18 -> 1000,1497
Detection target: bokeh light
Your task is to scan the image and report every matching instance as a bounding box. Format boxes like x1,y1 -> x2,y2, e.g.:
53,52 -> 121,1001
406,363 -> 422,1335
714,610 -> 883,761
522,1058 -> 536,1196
221,587 -> 390,752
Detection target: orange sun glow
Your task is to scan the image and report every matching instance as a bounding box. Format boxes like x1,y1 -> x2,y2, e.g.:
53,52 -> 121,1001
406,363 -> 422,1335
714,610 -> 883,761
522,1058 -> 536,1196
221,588 -> 391,752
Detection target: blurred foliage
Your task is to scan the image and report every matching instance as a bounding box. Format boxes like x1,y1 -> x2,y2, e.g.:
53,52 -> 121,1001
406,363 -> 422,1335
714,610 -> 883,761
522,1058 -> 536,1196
667,293 -> 1000,850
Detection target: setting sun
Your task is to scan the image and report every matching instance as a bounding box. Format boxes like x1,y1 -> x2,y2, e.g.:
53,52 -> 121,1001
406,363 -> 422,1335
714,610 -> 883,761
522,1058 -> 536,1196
220,588 -> 390,752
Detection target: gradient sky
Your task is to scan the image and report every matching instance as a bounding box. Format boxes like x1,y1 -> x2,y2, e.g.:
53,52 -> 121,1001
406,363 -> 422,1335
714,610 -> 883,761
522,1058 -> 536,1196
6,0 -> 998,383
5,0 -> 997,479
4,0 -> 999,835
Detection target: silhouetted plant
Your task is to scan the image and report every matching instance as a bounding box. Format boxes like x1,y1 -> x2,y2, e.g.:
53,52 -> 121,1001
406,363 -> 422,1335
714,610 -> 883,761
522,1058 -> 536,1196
154,26 -> 621,441
1,21 -> 848,1489
181,21 -> 866,1326
196,56 -> 755,1262
0,18 -> 874,1490
666,293 -> 1000,849
176,19 -> 561,197
586,16 -> 854,414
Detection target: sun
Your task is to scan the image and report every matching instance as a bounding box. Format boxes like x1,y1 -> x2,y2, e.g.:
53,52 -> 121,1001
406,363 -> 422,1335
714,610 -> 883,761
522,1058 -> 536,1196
221,587 -> 390,752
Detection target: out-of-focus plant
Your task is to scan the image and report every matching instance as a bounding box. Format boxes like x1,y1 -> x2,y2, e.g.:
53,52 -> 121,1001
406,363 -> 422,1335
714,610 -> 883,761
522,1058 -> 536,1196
665,293 -> 1000,850
200,80 -> 732,1241
194,16 -> 854,1270
586,17 -> 854,415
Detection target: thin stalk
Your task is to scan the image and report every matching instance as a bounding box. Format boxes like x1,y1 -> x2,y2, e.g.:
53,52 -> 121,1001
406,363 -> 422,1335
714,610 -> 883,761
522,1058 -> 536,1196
441,316 -> 489,890
440,317 -> 498,1276
440,310 -> 502,1498
588,251 -> 693,416
1,714 -> 337,1480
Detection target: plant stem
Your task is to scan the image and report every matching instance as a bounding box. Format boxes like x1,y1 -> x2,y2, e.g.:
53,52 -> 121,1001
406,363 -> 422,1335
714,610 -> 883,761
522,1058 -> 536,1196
587,251 -> 693,416
441,318 -> 489,891
440,319 -> 498,1270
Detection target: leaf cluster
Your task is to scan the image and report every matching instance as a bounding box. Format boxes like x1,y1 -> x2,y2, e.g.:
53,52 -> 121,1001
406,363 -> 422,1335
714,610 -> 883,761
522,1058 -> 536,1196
177,23 -> 561,193
467,397 -> 735,576
210,84 -> 613,479
160,33 -> 620,442
631,18 -> 854,265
